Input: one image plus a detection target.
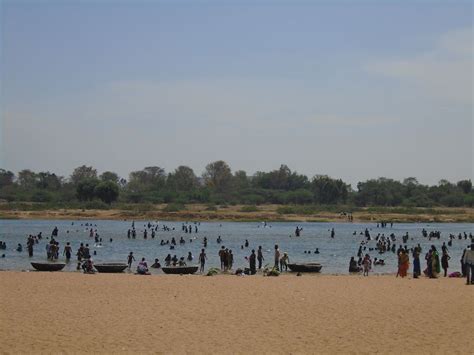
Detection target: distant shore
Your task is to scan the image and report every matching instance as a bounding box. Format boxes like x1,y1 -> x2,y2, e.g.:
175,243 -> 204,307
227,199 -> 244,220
1,203 -> 473,223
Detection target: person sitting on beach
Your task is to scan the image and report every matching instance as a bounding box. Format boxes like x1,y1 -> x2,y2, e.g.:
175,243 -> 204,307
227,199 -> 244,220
82,258 -> 94,274
151,259 -> 161,269
137,258 -> 149,275
349,257 -> 361,273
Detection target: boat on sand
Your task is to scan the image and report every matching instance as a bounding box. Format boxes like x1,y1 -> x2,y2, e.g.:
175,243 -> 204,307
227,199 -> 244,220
94,263 -> 128,273
162,266 -> 199,274
31,262 -> 66,272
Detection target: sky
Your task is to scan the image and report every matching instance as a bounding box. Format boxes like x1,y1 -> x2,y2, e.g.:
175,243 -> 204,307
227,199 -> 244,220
1,0 -> 473,187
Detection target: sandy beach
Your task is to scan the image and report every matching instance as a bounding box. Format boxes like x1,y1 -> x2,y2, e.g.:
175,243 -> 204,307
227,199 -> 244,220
0,272 -> 472,354
1,204 -> 473,223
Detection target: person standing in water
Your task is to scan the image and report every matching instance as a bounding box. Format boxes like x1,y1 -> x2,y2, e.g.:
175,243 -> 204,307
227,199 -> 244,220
127,252 -> 135,269
198,249 -> 207,273
63,242 -> 72,261
249,249 -> 256,275
257,246 -> 264,269
274,245 -> 280,270
412,246 -> 421,278
441,250 -> 451,277
362,254 -> 371,276
280,252 -> 290,272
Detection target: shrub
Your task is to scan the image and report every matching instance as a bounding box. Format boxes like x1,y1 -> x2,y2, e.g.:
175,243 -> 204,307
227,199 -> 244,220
206,267 -> 220,276
83,200 -> 110,210
240,205 -> 259,212
162,203 -> 185,212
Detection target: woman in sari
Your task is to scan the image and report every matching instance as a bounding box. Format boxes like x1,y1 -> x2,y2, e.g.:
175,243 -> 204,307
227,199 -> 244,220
431,245 -> 441,278
412,247 -> 421,278
398,250 -> 409,278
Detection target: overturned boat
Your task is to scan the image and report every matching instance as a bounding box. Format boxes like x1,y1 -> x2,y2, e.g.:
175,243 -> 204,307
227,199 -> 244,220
162,265 -> 199,275
94,263 -> 128,273
31,262 -> 66,272
287,263 -> 322,273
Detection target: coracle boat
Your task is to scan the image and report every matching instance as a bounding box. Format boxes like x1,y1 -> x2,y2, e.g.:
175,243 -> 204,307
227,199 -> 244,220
287,263 -> 322,273
162,266 -> 199,275
31,262 -> 66,272
94,263 -> 128,273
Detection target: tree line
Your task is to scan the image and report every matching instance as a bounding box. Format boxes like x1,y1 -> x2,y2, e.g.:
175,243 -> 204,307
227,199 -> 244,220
0,162 -> 472,207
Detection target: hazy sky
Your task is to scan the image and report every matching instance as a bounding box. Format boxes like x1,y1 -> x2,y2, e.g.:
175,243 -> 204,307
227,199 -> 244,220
1,0 -> 473,187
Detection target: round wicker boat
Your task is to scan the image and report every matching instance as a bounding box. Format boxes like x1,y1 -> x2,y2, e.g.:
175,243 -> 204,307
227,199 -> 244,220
287,263 -> 322,273
31,262 -> 66,272
94,263 -> 128,273
162,266 -> 199,274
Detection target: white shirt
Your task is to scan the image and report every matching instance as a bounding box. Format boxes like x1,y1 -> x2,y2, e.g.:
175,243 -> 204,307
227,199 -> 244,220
463,248 -> 474,265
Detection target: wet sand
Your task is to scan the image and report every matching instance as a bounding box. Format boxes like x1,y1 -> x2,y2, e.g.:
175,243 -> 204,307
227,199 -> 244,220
0,272 -> 472,354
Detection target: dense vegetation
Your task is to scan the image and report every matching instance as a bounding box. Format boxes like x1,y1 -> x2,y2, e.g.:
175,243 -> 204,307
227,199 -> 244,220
0,162 -> 472,208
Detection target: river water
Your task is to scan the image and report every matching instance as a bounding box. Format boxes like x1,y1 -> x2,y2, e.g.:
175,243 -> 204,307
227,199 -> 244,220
0,219 -> 472,274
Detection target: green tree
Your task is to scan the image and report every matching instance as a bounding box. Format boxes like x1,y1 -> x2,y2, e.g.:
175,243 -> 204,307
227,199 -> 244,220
94,181 -> 119,204
312,175 -> 349,204
457,180 -> 472,194
203,160 -> 232,193
76,178 -> 99,201
100,171 -> 119,183
129,166 -> 166,190
70,166 -> 97,185
233,170 -> 250,190
18,169 -> 37,188
0,169 -> 14,188
167,166 -> 197,192
36,172 -> 62,190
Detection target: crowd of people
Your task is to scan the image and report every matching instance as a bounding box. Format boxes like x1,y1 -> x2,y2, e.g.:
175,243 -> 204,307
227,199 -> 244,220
3,221 -> 474,284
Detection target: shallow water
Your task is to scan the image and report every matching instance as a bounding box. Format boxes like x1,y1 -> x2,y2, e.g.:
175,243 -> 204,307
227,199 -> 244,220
0,219 -> 472,274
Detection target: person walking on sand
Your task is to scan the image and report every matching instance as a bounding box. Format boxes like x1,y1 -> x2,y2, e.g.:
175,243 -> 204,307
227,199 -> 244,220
462,242 -> 474,285
127,252 -> 135,269
257,246 -> 264,269
274,245 -> 281,270
199,249 -> 207,273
